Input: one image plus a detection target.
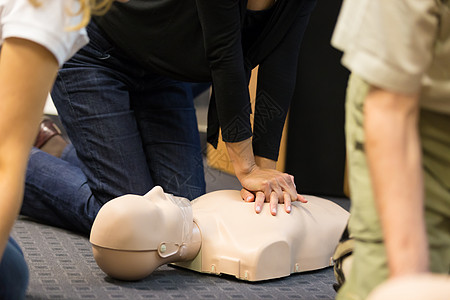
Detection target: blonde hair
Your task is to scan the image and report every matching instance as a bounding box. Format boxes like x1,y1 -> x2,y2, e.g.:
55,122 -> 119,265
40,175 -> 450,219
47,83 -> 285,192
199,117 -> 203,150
29,0 -> 115,30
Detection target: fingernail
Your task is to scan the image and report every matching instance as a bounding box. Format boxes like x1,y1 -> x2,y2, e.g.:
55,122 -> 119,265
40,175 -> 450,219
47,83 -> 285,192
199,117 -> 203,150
246,196 -> 252,202
287,205 -> 291,212
271,207 -> 277,214
256,205 -> 261,213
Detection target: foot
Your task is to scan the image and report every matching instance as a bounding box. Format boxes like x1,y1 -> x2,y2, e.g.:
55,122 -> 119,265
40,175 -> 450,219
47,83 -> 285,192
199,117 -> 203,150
34,118 -> 68,158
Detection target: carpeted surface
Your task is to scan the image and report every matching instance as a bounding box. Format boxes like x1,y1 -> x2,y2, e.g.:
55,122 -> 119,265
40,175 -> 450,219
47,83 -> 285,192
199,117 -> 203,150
14,120 -> 350,300
13,216 -> 341,300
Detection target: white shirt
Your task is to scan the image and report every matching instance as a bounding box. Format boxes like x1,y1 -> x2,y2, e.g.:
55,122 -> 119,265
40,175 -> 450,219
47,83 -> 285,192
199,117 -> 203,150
0,0 -> 89,66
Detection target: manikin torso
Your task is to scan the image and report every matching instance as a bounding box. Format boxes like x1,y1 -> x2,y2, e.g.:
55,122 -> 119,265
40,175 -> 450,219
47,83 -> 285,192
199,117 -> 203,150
90,186 -> 349,281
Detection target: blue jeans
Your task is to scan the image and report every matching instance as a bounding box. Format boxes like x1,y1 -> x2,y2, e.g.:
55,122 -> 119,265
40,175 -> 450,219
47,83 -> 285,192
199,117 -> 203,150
21,21 -> 206,234
0,237 -> 29,300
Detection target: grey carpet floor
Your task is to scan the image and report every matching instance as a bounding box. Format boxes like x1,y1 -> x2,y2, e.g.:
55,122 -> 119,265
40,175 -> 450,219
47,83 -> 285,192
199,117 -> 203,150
13,161 -> 349,300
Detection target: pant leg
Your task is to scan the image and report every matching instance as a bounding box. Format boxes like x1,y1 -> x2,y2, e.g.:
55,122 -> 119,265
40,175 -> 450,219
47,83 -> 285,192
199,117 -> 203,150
420,110 -> 450,274
51,21 -> 158,203
191,82 -> 211,98
23,20 -> 205,234
23,22 -> 155,234
60,143 -> 83,169
337,74 -> 388,300
131,79 -> 206,200
0,237 -> 28,300
22,148 -> 100,234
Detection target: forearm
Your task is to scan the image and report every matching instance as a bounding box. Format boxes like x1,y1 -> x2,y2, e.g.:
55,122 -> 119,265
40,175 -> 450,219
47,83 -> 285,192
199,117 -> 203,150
0,37 -> 58,259
247,0 -> 275,10
364,87 -> 428,277
252,3 -> 312,161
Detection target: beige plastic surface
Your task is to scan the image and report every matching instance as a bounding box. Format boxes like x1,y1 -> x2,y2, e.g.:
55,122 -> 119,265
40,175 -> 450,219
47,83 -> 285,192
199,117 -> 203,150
367,274 -> 450,300
90,187 -> 349,282
90,186 -> 193,251
174,190 -> 349,281
90,186 -> 201,281
91,224 -> 201,281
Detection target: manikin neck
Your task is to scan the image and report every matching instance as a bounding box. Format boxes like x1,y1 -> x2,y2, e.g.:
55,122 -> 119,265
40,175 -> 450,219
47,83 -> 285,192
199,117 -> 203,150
169,222 -> 202,263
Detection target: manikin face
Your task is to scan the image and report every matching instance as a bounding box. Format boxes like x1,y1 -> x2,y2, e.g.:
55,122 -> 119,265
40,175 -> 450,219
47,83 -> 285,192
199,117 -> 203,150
89,186 -> 194,280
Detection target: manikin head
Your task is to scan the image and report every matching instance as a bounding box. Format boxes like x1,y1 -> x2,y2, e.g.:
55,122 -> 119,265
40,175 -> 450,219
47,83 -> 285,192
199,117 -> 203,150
89,186 -> 201,281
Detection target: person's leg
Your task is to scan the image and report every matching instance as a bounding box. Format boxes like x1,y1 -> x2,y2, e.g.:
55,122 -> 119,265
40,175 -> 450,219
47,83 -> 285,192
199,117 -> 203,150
24,20 -> 205,233
336,74 -> 389,300
51,21 -> 158,203
131,77 -> 206,200
60,143 -> 83,169
23,148 -> 100,233
191,82 -> 211,99
23,21 -> 155,234
420,110 -> 450,274
0,237 -> 28,300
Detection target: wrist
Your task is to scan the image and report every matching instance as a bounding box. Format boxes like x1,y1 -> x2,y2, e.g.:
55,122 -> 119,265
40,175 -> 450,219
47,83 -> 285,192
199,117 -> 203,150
255,156 -> 277,169
225,138 -> 257,178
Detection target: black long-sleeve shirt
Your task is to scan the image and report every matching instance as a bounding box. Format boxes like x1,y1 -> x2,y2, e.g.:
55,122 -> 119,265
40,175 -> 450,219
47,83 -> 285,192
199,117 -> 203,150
95,0 -> 316,161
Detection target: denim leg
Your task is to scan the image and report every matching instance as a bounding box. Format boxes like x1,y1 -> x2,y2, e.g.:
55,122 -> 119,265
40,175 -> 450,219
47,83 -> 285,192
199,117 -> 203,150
0,237 -> 29,300
131,81 -> 206,200
23,148 -> 100,234
52,67 -> 155,203
60,143 -> 83,169
23,21 -> 205,234
50,22 -> 157,204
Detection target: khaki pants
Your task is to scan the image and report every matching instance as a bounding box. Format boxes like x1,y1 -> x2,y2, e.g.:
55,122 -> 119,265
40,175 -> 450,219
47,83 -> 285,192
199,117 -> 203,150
337,74 -> 450,300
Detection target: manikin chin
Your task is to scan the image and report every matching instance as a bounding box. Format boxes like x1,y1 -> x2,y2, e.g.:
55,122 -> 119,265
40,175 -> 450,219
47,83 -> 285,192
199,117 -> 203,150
90,186 -> 349,281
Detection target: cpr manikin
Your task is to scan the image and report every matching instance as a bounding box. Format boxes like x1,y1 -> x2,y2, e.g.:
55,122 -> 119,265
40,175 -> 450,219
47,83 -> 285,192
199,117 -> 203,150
90,186 -> 349,281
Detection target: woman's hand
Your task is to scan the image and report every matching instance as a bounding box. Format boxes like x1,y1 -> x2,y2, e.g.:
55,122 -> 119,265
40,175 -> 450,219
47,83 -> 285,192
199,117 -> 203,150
225,138 -> 306,215
239,167 -> 307,215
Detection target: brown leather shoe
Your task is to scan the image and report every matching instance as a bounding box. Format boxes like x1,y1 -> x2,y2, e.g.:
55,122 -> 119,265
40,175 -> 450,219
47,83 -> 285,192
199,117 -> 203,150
34,118 -> 62,149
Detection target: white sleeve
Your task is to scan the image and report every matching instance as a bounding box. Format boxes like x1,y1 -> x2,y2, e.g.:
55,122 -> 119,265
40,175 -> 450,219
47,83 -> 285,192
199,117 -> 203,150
1,0 -> 89,66
332,0 -> 439,94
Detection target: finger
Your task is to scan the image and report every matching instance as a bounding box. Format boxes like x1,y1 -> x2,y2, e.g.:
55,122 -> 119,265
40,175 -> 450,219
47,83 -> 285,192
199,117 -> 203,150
269,178 -> 284,203
284,192 -> 292,213
263,180 -> 272,203
269,191 -> 278,216
241,188 -> 254,202
255,191 -> 265,214
290,175 -> 298,193
278,174 -> 298,201
298,194 -> 308,203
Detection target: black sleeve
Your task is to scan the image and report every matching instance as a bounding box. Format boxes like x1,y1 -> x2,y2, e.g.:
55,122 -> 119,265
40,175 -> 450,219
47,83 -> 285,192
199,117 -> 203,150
196,0 -> 252,143
252,9 -> 313,161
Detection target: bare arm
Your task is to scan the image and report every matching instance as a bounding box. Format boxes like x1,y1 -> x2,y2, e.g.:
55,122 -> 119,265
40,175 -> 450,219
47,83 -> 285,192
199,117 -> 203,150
226,138 -> 305,216
247,0 -> 275,10
0,38 -> 58,259
364,87 -> 428,277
